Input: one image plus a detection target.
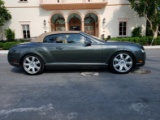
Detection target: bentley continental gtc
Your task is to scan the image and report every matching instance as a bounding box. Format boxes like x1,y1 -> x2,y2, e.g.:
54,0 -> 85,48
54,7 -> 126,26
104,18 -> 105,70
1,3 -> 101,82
8,31 -> 146,75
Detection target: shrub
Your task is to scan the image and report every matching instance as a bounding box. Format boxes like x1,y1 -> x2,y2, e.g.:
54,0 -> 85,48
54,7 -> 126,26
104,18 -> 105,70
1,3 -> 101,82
146,21 -> 153,36
153,37 -> 160,45
5,28 -> 15,41
0,39 -> 30,50
132,27 -> 142,37
106,35 -> 111,40
17,39 -> 30,42
0,40 -> 6,43
2,42 -> 21,50
109,36 -> 160,45
0,43 -> 3,49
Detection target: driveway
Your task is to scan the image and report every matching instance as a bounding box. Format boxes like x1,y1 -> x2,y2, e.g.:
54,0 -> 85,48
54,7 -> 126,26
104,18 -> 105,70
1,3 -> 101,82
0,49 -> 160,120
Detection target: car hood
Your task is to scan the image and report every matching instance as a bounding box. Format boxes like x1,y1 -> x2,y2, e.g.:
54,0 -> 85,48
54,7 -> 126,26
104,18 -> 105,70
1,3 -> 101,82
105,41 -> 144,49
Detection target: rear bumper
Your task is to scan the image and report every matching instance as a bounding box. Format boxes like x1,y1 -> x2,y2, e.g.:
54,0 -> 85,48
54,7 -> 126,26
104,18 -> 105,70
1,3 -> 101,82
8,51 -> 21,67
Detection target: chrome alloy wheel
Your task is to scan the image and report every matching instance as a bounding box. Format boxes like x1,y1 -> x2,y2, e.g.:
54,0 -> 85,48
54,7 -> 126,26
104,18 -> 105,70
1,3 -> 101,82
23,56 -> 42,75
113,53 -> 133,73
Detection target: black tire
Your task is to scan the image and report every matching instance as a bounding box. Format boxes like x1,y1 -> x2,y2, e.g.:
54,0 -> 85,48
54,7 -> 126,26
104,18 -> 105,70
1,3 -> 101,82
22,55 -> 44,75
109,52 -> 134,74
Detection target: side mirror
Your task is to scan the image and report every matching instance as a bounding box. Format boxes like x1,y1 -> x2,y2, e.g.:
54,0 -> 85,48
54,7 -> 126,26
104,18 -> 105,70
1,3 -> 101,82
84,40 -> 91,46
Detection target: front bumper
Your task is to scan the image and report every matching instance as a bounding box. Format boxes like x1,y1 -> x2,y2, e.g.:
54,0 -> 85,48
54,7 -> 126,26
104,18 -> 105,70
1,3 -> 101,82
135,49 -> 146,67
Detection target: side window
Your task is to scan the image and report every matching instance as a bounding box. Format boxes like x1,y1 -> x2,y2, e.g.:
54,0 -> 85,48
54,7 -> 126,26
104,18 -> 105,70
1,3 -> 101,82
67,34 -> 85,44
43,35 -> 55,43
85,37 -> 92,43
43,34 -> 66,43
55,36 -> 64,43
43,33 -> 92,44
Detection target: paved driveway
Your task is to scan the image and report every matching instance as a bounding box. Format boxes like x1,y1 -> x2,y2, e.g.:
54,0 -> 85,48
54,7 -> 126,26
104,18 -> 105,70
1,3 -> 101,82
0,49 -> 160,120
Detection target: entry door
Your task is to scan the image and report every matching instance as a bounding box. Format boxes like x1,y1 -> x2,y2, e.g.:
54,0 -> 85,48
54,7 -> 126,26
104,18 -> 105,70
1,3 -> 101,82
44,33 -> 102,64
69,16 -> 81,31
70,26 -> 80,31
51,43 -> 102,64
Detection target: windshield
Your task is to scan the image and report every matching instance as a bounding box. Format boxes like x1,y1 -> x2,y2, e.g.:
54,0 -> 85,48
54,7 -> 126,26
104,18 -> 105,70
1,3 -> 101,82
81,32 -> 106,43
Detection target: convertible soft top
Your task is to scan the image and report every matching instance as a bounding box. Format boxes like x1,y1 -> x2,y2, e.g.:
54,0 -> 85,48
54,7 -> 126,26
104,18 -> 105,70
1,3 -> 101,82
32,31 -> 81,42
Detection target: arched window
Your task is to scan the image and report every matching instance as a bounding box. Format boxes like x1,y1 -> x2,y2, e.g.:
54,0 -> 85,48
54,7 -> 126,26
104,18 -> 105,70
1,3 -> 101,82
84,15 -> 95,35
55,16 -> 65,31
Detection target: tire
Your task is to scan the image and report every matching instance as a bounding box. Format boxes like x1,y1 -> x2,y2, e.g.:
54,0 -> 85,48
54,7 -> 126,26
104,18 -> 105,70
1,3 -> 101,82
22,55 -> 44,75
109,52 -> 134,74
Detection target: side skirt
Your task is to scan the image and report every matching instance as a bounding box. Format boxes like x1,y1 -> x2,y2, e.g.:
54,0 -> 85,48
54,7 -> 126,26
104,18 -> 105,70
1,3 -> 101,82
45,63 -> 108,70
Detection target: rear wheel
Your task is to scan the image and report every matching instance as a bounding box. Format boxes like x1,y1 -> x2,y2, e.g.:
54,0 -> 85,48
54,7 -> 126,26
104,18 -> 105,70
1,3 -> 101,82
22,55 -> 44,75
110,52 -> 134,73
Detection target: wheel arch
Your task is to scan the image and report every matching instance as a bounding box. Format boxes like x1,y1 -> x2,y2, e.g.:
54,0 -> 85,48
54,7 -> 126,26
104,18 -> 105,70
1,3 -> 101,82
108,50 -> 137,66
108,50 -> 137,73
20,52 -> 46,66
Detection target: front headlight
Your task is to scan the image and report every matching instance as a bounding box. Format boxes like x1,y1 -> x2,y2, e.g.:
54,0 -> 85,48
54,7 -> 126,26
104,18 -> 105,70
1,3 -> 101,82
141,49 -> 145,53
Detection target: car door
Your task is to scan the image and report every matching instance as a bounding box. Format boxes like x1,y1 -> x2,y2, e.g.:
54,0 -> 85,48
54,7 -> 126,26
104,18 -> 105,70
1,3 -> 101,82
44,33 -> 103,64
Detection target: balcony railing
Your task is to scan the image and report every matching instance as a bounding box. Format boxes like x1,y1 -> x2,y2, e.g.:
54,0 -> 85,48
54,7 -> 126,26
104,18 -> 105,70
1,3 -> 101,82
40,0 -> 107,4
40,0 -> 108,10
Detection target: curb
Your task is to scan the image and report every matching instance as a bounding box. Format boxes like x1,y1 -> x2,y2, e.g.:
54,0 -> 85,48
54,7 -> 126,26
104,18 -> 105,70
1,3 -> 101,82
144,46 -> 160,49
0,46 -> 160,54
0,50 -> 8,54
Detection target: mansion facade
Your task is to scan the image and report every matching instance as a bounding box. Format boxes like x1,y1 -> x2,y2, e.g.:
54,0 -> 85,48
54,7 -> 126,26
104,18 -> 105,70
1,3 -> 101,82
2,0 -> 146,39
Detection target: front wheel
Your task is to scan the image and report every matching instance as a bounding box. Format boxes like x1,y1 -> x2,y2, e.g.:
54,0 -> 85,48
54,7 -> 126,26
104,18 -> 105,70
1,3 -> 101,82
110,52 -> 134,73
22,55 -> 44,75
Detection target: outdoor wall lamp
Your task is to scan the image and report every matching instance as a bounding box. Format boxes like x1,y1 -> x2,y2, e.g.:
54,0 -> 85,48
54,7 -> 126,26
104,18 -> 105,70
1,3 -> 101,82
43,20 -> 46,27
103,18 -> 106,25
103,18 -> 106,28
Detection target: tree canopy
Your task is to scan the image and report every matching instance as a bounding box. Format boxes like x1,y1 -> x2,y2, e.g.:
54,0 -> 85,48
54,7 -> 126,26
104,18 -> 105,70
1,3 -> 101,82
0,0 -> 11,27
128,0 -> 160,44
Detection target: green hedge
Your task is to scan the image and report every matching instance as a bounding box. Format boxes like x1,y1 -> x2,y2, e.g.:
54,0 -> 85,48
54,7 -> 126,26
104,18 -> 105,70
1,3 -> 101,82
0,42 -> 23,50
106,36 -> 160,45
0,39 -> 30,50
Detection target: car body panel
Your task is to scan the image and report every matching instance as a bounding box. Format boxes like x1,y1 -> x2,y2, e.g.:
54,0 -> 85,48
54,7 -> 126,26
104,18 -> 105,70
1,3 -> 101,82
8,31 -> 146,73
42,43 -> 103,63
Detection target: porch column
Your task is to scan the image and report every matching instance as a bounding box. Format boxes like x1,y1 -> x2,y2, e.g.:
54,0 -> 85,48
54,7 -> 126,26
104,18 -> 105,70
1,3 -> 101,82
82,21 -> 84,32
65,21 -> 68,31
64,16 -> 68,31
98,19 -> 101,38
81,15 -> 85,32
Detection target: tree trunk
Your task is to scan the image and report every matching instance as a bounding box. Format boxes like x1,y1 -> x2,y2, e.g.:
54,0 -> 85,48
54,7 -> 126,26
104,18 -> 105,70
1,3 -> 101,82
153,29 -> 158,39
0,27 -> 3,40
150,26 -> 159,45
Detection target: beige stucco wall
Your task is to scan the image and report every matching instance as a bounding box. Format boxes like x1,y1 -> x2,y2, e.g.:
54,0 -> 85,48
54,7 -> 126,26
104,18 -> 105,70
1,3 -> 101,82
3,0 -> 146,39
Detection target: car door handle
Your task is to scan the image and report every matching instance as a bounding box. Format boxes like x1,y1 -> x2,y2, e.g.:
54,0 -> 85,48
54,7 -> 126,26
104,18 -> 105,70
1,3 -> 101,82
56,47 -> 63,50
